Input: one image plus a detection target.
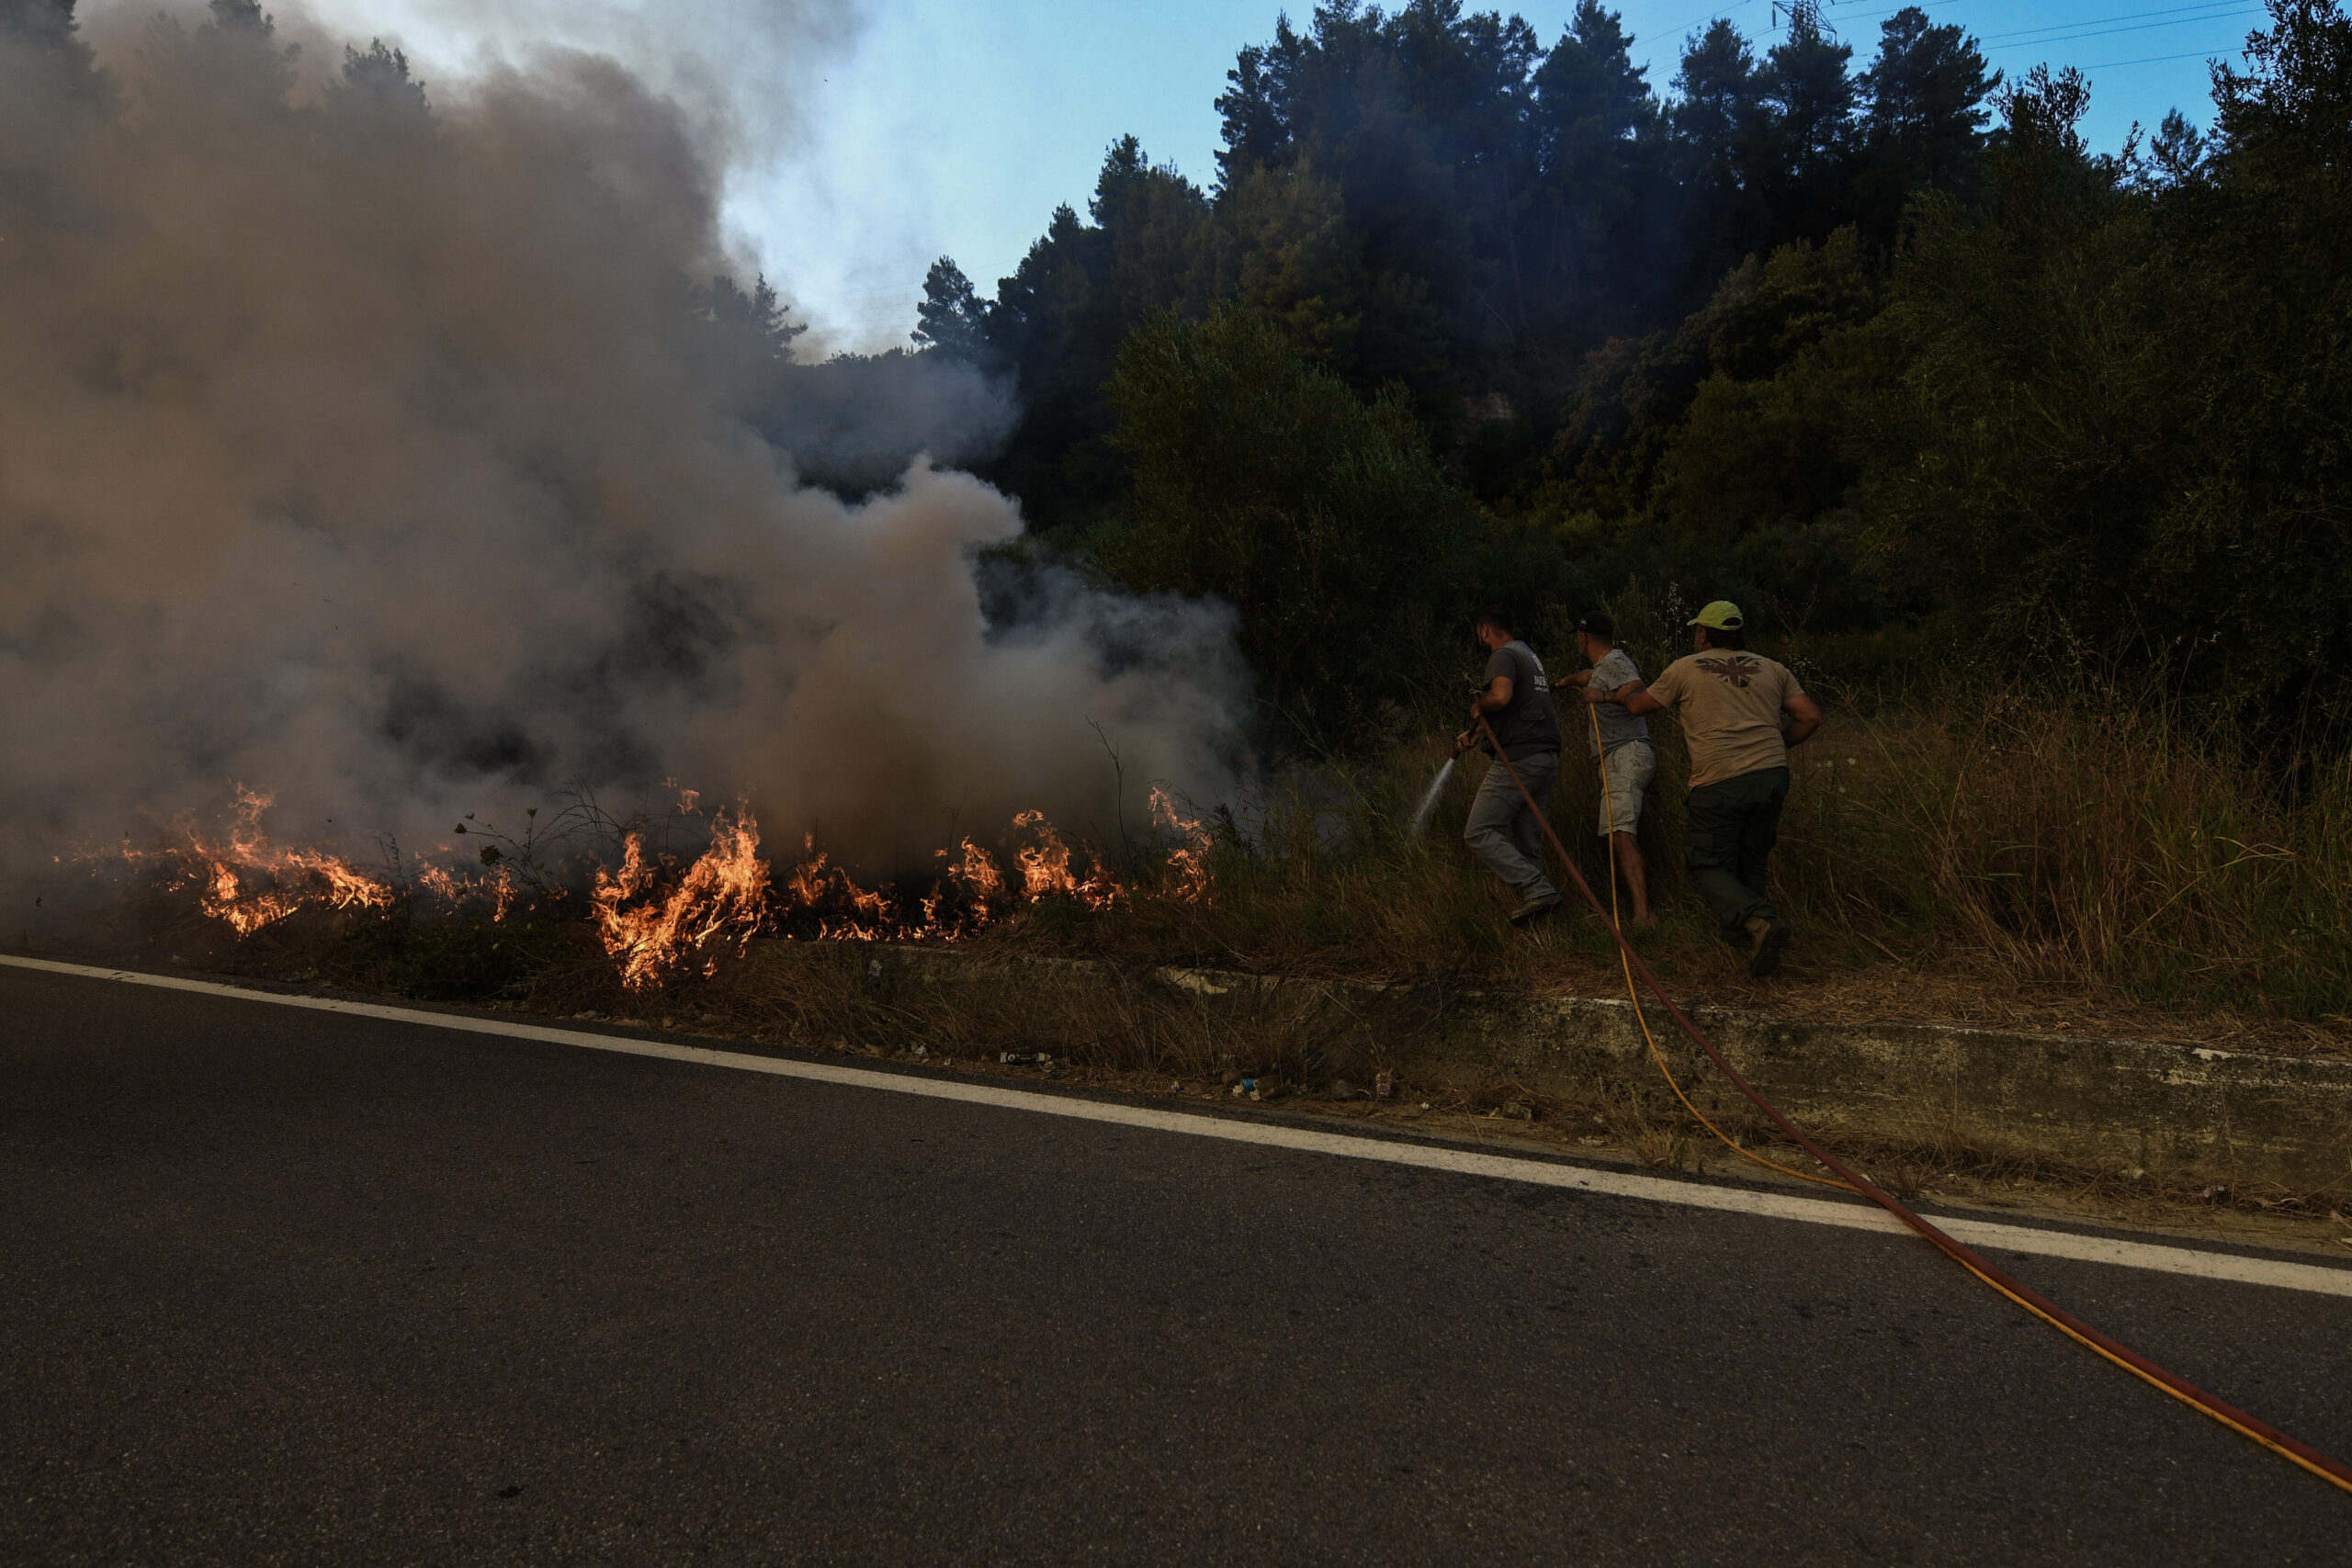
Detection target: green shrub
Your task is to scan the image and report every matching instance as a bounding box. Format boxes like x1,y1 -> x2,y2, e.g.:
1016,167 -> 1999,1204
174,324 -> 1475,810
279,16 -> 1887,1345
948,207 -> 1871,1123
1098,303 -> 1474,749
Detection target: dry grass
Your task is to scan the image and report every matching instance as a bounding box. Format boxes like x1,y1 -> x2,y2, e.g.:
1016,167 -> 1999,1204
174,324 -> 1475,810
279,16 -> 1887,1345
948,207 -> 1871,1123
135,677 -> 2352,1066
984,681 -> 2352,1057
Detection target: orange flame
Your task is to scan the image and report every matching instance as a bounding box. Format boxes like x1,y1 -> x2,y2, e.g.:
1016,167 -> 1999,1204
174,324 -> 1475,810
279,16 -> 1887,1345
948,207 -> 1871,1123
923,837 -> 1004,932
591,806 -> 771,989
1150,787 -> 1214,903
1010,809 -> 1123,910
781,834 -> 903,940
125,779 -> 1214,988
134,786 -> 397,936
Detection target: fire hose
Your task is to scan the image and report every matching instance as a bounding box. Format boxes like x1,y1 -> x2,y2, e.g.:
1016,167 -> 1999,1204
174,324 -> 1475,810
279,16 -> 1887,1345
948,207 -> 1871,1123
1468,706 -> 2352,1496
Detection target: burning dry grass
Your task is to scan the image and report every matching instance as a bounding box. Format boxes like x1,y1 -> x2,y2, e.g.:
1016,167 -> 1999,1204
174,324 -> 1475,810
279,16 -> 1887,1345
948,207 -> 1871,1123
103,786 -> 396,938
76,682 -> 2352,1061
593,808 -> 771,989
85,780 -> 1216,998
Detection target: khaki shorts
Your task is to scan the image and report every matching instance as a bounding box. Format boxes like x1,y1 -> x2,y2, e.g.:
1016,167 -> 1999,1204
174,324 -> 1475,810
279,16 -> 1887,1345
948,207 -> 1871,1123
1595,741 -> 1655,837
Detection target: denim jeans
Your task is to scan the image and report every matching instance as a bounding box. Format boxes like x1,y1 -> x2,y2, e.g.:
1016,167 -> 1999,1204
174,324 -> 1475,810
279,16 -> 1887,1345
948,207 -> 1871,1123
1464,750 -> 1560,902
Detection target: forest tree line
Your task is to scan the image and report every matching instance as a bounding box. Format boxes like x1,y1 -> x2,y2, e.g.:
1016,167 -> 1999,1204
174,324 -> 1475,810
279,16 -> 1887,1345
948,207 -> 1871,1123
910,0 -> 2352,750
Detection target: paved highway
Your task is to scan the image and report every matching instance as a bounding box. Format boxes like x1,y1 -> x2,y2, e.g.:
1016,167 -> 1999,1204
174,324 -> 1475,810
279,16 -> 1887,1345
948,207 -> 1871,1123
2,960 -> 2346,1563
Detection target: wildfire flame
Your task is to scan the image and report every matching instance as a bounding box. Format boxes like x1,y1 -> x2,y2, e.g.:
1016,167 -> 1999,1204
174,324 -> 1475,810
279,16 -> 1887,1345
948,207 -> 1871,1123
924,837 -> 1004,932
1011,809 -> 1123,910
591,807 -> 771,989
1150,787 -> 1214,904
777,834 -> 902,941
121,786 -> 396,936
124,781 -> 1219,992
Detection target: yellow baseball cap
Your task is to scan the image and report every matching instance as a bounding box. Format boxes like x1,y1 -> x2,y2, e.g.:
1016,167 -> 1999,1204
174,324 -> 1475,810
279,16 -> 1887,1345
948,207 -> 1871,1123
1688,600 -> 1744,630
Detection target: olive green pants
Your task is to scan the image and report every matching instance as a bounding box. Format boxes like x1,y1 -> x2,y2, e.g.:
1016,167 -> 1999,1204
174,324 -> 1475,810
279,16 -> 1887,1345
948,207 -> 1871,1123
1682,765 -> 1789,943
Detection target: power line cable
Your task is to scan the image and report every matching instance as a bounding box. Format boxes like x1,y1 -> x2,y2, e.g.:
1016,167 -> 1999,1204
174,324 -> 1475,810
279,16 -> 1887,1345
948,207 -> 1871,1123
1820,0 -> 2257,33
2082,43 -> 2250,63
1980,9 -> 2259,48
1975,0 -> 2259,39
1631,0 -> 2256,61
1631,0 -> 1757,50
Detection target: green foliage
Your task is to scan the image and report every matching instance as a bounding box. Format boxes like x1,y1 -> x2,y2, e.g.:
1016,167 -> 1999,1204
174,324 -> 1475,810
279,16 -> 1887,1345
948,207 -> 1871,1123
913,257 -> 989,363
1101,304 -> 1473,745
1019,677 -> 2352,1026
1528,0 -> 1676,336
921,2 -> 2034,721
1524,229 -> 1902,640
1855,6 -> 2000,243
1863,6 -> 2352,716
942,2 -> 2010,544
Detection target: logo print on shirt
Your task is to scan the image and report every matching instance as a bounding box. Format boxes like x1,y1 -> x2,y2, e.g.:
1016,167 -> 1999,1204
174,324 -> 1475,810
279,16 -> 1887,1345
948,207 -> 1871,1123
1696,655 -> 1761,688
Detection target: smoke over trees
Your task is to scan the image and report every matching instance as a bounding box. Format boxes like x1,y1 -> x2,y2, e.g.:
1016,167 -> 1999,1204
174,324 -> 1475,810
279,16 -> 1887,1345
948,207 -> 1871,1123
0,0 -> 1246,887
927,0 -> 2352,740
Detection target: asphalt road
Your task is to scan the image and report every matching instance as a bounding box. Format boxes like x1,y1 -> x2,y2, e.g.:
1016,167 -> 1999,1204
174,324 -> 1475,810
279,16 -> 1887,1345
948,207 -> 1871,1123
3,963 -> 2347,1564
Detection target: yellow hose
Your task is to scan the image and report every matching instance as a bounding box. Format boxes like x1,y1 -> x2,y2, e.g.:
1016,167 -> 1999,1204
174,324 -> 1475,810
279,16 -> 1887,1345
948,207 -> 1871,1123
1588,703 -> 1853,1191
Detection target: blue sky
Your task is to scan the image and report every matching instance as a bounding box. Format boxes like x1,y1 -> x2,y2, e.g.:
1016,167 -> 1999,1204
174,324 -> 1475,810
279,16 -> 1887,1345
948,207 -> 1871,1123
168,0 -> 2268,350
756,0 -> 2247,347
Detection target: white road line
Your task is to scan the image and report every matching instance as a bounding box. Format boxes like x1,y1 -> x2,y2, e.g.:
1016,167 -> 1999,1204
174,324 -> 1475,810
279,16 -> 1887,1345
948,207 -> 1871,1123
10,952 -> 2352,1301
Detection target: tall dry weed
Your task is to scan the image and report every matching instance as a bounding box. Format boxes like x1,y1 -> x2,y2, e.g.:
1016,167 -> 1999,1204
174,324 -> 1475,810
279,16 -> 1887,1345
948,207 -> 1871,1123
1771,688 -> 2352,1016
1066,680 -> 2352,1024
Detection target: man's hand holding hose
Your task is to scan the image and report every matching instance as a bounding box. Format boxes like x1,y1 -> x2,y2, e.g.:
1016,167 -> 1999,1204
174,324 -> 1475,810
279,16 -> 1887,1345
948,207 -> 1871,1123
1452,668 -> 1516,757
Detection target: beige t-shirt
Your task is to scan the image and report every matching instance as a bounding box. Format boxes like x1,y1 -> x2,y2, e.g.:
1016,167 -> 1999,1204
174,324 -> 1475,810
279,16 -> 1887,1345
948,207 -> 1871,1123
1645,651 -> 1804,788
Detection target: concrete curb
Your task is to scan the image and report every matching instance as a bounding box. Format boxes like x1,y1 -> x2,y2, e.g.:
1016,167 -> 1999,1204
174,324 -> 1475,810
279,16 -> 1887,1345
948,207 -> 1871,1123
1453,991 -> 2352,1191
747,942 -> 2352,1191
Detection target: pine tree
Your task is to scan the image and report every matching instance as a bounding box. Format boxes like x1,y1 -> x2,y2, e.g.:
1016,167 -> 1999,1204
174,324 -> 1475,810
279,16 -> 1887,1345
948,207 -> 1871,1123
1530,0 -> 1668,333
1674,20 -> 1772,286
1855,7 -> 1999,244
911,258 -> 990,364
326,39 -> 431,127
1758,7 -> 1858,246
1214,22 -> 1302,194
0,0 -> 107,116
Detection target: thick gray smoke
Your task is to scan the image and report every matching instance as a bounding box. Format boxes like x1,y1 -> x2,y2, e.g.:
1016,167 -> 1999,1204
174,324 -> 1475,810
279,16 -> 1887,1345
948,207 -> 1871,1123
0,1 -> 1246,898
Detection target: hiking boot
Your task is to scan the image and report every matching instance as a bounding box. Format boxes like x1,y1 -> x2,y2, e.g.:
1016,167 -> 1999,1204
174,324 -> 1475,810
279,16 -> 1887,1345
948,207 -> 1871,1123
1745,916 -> 1792,977
1509,893 -> 1564,927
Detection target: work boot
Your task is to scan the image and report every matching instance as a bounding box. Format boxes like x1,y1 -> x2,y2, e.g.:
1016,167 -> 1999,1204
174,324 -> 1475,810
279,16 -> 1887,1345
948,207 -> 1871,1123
1509,893 -> 1564,927
1745,916 -> 1792,977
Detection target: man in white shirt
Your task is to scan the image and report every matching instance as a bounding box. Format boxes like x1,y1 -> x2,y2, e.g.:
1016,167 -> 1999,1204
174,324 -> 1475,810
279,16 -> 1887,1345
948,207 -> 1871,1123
1558,611 -> 1655,927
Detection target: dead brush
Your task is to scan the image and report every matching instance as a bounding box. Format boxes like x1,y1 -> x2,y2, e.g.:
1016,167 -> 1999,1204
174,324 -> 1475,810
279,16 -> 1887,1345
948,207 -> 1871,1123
1579,1081 -> 1695,1170
995,674 -> 2352,1047
187,671 -> 2352,1062
1629,1124 -> 1694,1171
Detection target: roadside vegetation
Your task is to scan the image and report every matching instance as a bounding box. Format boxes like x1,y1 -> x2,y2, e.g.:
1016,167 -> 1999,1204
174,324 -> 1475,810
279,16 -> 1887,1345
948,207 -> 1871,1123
902,0 -> 2352,1043
194,660 -> 2352,1055
993,665 -> 2352,1047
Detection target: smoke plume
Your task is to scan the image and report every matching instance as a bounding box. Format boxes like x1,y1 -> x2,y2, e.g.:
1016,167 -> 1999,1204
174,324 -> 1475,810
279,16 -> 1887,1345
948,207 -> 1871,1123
0,1 -> 1246,905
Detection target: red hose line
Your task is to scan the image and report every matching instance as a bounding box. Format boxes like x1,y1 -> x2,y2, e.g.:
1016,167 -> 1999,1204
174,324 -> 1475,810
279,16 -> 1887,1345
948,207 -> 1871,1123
1472,715 -> 2352,1495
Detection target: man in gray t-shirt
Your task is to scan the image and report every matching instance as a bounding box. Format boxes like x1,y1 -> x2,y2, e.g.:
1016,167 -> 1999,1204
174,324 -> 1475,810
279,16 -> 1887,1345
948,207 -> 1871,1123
1559,611 -> 1656,925
1454,607 -> 1564,925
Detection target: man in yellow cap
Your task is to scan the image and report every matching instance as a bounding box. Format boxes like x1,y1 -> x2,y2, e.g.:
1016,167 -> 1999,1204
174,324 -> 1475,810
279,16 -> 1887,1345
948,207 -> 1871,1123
1580,601 -> 1822,976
